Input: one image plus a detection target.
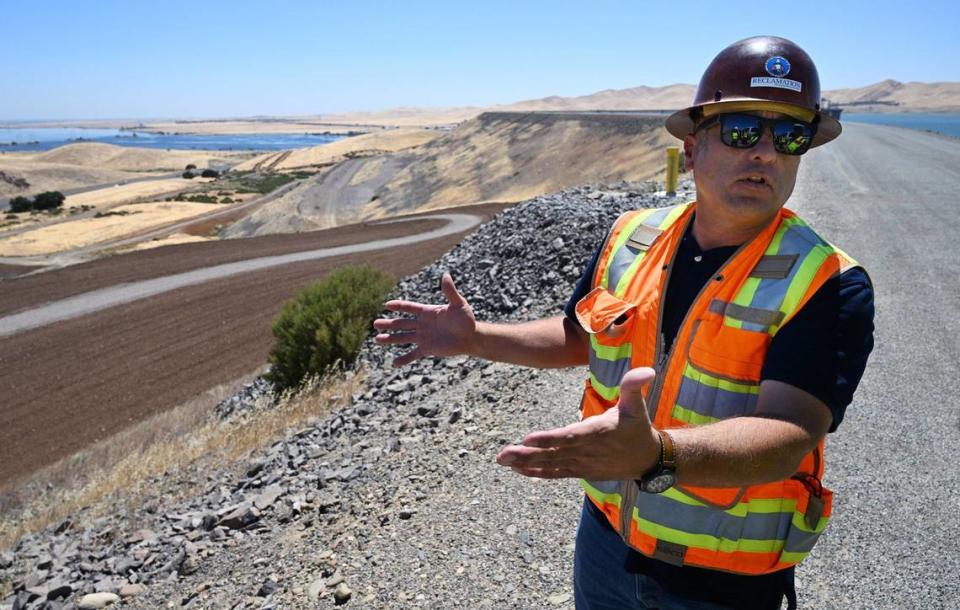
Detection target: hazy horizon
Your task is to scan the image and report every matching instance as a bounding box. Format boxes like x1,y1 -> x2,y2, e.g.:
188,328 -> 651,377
4,0 -> 959,121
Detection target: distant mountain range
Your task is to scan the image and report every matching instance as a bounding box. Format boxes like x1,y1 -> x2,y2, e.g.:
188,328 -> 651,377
502,80 -> 960,114
314,80 -> 960,127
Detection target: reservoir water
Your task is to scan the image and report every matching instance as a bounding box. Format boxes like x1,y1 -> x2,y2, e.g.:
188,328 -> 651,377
842,113 -> 960,138
0,127 -> 345,152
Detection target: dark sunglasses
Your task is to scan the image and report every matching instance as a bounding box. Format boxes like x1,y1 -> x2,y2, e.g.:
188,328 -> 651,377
694,113 -> 818,156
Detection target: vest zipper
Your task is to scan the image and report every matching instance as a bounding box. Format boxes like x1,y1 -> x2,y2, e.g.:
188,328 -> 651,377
619,219 -> 684,541
620,219 -> 756,539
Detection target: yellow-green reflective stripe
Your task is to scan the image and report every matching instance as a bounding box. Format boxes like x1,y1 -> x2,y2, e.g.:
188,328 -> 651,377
631,509 -> 786,554
779,245 -> 831,325
614,204 -> 688,297
601,211 -> 654,290
727,276 -> 762,330
590,335 -> 632,360
589,373 -> 620,401
581,479 -> 623,506
660,488 -> 797,518
779,550 -> 810,564
672,404 -> 718,425
791,508 -> 829,534
683,363 -> 760,395
766,219 -> 792,253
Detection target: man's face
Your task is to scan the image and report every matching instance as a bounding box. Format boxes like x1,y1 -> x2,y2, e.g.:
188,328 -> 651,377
683,111 -> 802,223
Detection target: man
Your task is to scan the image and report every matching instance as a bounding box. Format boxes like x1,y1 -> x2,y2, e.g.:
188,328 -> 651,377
374,36 -> 874,610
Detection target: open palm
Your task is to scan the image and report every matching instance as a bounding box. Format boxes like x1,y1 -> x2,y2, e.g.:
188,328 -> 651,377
374,273 -> 476,367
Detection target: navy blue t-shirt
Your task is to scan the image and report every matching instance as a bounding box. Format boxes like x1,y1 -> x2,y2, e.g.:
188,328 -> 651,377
565,222 -> 875,609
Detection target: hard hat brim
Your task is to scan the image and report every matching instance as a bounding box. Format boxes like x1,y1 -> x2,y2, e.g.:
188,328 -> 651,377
666,100 -> 842,148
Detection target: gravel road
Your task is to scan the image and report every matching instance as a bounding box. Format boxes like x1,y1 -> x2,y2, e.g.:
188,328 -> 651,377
784,123 -> 959,607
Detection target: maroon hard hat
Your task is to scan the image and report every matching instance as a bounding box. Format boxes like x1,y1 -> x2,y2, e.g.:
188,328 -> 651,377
666,36 -> 841,148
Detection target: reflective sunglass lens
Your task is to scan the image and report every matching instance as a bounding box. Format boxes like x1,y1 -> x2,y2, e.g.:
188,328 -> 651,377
721,116 -> 763,148
772,122 -> 813,155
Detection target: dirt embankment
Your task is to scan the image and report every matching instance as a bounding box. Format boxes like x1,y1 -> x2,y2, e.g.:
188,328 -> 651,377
227,112 -> 675,237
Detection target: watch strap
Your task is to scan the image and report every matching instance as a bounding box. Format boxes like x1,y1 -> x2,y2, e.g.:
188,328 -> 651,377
659,429 -> 676,471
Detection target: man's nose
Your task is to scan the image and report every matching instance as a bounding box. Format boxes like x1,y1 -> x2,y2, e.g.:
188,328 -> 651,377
750,127 -> 779,162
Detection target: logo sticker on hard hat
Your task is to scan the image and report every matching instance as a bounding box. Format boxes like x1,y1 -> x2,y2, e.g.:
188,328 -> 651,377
752,56 -> 801,92
765,56 -> 791,77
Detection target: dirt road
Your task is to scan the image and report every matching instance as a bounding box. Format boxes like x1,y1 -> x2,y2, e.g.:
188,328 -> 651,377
0,202 -> 509,487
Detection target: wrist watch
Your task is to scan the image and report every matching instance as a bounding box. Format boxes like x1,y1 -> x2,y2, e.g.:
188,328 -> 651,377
639,430 -> 677,494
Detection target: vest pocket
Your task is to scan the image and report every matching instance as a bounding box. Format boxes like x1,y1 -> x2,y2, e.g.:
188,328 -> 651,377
575,286 -> 638,335
687,318 -> 770,383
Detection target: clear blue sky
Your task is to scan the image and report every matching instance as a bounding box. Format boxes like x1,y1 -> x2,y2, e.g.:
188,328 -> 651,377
3,0 -> 958,120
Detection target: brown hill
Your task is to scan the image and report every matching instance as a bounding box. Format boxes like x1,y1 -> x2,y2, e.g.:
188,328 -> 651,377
35,142 -> 249,171
504,84 -> 696,112
824,80 -> 960,112
225,112 -> 676,237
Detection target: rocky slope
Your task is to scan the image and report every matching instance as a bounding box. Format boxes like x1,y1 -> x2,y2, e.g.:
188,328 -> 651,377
0,180 -> 694,610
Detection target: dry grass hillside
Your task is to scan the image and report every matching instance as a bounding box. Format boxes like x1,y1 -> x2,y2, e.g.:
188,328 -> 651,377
0,143 -> 253,198
0,156 -> 132,199
506,84 -> 696,112
224,112 -> 675,237
33,142 -> 250,171
362,112 -> 675,218
824,80 -> 960,112
233,128 -> 441,172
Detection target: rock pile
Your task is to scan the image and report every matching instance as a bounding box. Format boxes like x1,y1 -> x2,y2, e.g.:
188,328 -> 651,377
1,181 -> 693,609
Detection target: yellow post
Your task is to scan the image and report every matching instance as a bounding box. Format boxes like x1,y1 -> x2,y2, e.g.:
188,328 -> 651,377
665,147 -> 680,196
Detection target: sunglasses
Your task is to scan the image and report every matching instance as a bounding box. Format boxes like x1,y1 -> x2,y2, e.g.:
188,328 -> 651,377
694,113 -> 818,156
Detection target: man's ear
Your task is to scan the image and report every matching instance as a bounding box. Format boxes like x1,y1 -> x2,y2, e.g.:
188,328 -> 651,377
683,134 -> 697,171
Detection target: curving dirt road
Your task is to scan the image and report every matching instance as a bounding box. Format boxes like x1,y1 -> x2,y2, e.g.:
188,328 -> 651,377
0,202 -> 509,487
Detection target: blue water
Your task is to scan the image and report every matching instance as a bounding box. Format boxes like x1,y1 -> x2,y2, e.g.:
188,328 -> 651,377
842,113 -> 960,138
0,127 -> 345,152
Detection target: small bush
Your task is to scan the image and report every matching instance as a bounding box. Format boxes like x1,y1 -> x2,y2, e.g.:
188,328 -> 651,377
201,169 -> 220,178
9,196 -> 32,213
182,171 -> 195,179
33,191 -> 65,211
185,164 -> 197,170
266,266 -> 394,391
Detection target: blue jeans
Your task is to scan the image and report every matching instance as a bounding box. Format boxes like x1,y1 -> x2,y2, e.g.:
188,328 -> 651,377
573,500 -> 735,610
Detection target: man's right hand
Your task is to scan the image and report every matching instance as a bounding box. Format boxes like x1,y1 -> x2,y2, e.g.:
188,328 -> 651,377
373,272 -> 477,367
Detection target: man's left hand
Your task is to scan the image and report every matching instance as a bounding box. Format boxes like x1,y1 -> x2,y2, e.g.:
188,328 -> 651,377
496,368 -> 662,480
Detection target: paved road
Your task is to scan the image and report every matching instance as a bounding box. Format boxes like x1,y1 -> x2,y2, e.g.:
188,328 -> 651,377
0,213 -> 479,337
781,123 -> 958,607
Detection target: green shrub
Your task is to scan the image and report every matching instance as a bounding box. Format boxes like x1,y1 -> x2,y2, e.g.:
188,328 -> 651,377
266,266 -> 394,391
9,196 -> 33,213
33,191 -> 65,211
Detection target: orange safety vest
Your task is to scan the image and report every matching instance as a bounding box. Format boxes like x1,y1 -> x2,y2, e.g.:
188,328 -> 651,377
574,202 -> 860,575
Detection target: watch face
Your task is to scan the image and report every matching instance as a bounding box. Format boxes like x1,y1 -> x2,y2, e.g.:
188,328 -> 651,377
644,472 -> 676,494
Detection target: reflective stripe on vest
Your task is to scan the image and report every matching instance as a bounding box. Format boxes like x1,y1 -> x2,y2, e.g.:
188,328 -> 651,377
577,203 -> 857,575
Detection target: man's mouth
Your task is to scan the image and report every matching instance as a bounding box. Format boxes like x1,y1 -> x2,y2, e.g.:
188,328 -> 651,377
738,175 -> 771,188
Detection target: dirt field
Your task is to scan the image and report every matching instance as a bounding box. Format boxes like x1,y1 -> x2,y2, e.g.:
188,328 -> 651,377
0,200 -> 220,256
0,202 -> 511,486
